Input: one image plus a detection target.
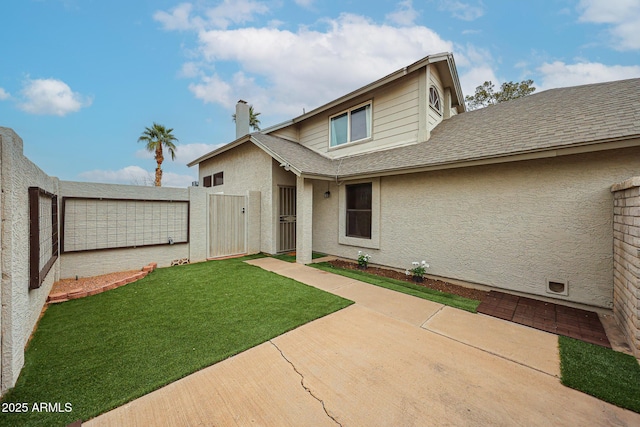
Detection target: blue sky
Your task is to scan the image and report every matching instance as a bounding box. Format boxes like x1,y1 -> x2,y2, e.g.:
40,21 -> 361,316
1,0 -> 639,187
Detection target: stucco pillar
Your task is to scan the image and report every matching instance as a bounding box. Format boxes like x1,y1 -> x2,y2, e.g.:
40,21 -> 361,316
611,177 -> 640,358
296,176 -> 313,264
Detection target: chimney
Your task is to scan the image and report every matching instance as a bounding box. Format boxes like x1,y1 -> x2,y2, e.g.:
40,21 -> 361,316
235,100 -> 250,139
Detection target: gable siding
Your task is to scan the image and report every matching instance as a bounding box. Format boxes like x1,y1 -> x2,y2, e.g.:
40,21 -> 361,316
295,72 -> 421,158
270,126 -> 299,142
298,114 -> 328,153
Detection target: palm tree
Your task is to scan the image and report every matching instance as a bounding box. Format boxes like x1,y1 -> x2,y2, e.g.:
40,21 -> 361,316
137,123 -> 178,187
232,105 -> 261,131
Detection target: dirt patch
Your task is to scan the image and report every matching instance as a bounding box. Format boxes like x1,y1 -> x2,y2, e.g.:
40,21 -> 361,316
51,270 -> 140,294
328,260 -> 489,301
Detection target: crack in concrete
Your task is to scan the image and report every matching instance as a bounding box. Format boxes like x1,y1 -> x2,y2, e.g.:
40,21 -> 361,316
269,340 -> 342,427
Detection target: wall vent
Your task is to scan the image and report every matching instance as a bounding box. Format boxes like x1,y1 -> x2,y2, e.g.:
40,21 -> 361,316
546,278 -> 568,296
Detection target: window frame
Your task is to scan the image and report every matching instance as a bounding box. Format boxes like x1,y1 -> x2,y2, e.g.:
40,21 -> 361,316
429,87 -> 442,115
329,101 -> 373,148
203,175 -> 212,187
345,183 -> 372,239
213,172 -> 224,186
338,177 -> 380,249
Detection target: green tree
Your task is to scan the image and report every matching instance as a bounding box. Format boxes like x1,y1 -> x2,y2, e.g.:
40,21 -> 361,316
232,105 -> 261,131
137,123 -> 178,187
465,79 -> 536,111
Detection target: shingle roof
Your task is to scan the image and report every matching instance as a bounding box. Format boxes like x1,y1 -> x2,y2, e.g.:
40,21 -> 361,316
250,133 -> 335,175
253,78 -> 640,179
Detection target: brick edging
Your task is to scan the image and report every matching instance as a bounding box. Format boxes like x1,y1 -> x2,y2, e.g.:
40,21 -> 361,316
47,262 -> 158,304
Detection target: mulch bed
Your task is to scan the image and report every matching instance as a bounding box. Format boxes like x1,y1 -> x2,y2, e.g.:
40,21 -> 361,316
328,260 -> 489,301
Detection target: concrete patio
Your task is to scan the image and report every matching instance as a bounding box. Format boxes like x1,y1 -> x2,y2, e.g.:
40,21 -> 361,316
86,258 -> 640,426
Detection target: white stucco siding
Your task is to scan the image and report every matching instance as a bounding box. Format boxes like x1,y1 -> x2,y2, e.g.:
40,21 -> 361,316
0,128 -> 60,392
311,146 -> 640,308
198,142 -> 274,253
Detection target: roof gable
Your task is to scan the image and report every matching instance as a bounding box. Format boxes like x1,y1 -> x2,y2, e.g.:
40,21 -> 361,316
262,52 -> 464,134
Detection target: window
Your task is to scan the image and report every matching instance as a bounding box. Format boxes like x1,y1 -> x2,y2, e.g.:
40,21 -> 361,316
203,175 -> 212,187
330,102 -> 372,147
339,178 -> 379,249
429,87 -> 441,114
346,183 -> 372,238
213,172 -> 224,186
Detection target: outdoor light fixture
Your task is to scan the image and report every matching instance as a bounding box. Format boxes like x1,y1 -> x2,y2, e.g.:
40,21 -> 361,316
324,191 -> 331,198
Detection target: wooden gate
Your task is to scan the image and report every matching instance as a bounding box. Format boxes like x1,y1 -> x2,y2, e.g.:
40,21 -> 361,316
209,194 -> 246,258
278,186 -> 296,253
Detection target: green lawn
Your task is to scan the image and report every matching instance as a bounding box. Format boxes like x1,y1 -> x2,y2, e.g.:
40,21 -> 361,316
311,262 -> 480,313
0,255 -> 352,426
559,336 -> 640,413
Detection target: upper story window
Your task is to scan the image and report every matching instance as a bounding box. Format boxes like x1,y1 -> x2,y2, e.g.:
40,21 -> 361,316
330,102 -> 372,147
429,87 -> 441,114
203,175 -> 212,187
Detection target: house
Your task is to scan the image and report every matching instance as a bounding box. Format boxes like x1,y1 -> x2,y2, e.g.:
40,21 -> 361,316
188,52 -> 640,315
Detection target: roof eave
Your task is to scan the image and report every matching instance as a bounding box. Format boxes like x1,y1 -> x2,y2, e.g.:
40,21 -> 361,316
336,135 -> 640,180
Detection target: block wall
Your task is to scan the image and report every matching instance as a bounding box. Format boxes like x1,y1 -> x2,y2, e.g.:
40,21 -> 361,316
0,127 -> 60,393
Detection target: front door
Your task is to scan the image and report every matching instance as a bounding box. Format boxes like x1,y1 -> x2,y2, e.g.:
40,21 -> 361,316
278,186 -> 296,253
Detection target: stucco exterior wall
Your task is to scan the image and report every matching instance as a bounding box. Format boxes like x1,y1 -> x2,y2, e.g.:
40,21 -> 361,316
198,142 -> 274,253
312,147 -> 640,309
0,127 -> 60,393
611,177 -> 640,356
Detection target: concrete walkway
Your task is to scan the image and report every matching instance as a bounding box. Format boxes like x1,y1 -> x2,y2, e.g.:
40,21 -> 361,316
87,258 -> 640,426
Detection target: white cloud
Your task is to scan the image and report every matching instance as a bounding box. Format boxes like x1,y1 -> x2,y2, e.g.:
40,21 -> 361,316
78,165 -> 195,188
537,61 -> 640,90
154,3 -> 198,31
184,13 -> 453,116
154,0 -> 270,31
135,142 -> 222,165
437,0 -> 485,21
386,0 -> 419,26
174,142 -> 223,163
179,61 -> 203,78
19,78 -> 92,116
0,88 -> 10,100
577,0 -> 640,50
452,44 -> 499,97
